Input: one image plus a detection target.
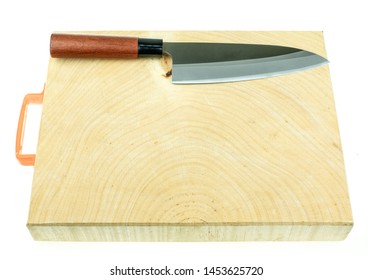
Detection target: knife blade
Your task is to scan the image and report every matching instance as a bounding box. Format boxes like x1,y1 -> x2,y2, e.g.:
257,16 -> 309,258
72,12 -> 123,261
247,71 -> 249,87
50,33 -> 328,84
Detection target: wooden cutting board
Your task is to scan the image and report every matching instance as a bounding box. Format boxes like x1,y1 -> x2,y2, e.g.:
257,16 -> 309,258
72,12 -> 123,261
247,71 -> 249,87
27,31 -> 353,241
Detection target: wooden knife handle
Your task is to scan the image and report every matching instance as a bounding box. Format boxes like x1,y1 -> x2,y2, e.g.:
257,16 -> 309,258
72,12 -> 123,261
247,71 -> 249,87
50,34 -> 140,58
50,34 -> 163,58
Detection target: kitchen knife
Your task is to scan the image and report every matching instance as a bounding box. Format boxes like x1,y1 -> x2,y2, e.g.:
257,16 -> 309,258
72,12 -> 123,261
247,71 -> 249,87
50,33 -> 328,84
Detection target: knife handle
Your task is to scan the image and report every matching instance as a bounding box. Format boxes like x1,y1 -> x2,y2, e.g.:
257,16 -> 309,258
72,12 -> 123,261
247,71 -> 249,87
50,34 -> 163,58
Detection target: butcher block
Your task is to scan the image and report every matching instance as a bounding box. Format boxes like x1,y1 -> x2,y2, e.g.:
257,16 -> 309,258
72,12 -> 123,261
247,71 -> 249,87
25,31 -> 353,241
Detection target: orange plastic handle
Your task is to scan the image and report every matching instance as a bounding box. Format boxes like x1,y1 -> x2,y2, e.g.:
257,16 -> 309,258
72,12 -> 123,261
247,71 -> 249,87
16,89 -> 44,166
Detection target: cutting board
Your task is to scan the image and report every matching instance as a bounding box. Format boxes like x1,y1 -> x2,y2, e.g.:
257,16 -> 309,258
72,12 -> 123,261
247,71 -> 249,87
27,31 -> 353,241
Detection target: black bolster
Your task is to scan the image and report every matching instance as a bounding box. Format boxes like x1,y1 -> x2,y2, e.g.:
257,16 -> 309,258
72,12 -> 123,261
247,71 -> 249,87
138,38 -> 163,56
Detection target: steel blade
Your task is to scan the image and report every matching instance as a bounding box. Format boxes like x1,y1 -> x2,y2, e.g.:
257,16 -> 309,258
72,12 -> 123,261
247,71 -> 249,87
163,43 -> 328,84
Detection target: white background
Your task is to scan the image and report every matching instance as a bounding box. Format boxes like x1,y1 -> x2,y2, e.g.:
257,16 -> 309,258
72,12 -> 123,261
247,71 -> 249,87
1,0 -> 370,279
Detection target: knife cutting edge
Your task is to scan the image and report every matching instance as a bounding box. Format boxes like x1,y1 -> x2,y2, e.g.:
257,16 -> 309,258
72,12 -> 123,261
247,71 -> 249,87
50,33 -> 328,84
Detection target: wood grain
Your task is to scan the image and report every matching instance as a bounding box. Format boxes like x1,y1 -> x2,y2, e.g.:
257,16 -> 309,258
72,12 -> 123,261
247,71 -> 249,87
27,31 -> 353,241
50,33 -> 138,58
